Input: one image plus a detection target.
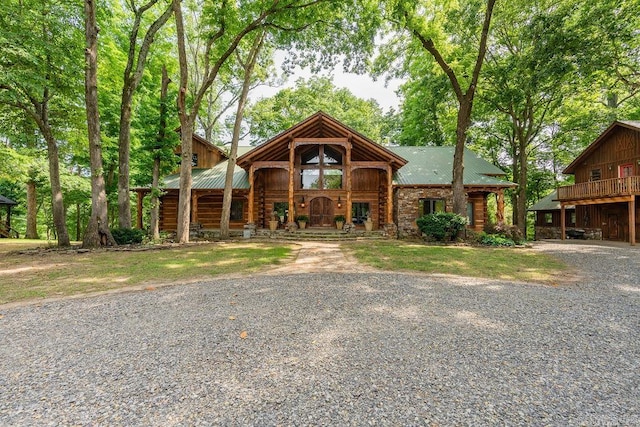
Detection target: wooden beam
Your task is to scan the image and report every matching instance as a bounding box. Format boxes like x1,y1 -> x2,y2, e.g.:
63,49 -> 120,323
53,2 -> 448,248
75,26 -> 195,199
386,165 -> 393,224
247,165 -> 255,224
560,204 -> 566,241
252,161 -> 289,171
346,139 -> 352,224
351,161 -> 391,171
287,140 -> 295,224
137,191 -> 143,229
497,190 -> 505,224
567,195 -> 634,206
630,196 -> 636,246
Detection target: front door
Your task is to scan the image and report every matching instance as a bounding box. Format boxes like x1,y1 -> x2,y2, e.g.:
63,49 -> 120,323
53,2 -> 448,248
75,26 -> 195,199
310,197 -> 334,227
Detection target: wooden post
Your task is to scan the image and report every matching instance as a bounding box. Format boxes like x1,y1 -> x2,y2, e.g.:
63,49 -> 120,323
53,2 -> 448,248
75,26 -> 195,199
560,204 -> 566,241
345,138 -> 352,224
497,190 -> 505,224
386,165 -> 393,224
629,196 -> 636,246
287,140 -> 295,224
191,191 -> 198,224
136,191 -> 143,229
247,165 -> 255,224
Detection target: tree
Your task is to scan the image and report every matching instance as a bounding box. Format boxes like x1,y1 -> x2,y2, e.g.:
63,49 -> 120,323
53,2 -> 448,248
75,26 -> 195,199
382,0 -> 497,217
83,0 -> 117,248
116,0 -> 174,229
220,31 -> 265,239
0,0 -> 83,246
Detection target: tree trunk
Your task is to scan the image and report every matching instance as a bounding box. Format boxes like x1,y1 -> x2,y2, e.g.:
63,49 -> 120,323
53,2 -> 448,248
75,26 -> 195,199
173,0 -> 192,243
516,136 -> 528,236
25,180 -> 39,239
117,85 -> 134,229
220,32 -> 264,239
150,65 -> 171,240
83,0 -> 116,248
41,126 -> 70,246
452,99 -> 472,216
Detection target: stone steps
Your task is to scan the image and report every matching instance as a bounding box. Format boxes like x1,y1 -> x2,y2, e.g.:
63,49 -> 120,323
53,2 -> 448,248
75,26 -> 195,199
257,229 -> 387,241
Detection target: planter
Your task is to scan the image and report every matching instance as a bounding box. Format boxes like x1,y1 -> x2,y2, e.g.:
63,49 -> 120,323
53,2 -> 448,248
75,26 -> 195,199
298,221 -> 307,229
336,221 -> 344,230
364,220 -> 373,232
269,220 -> 279,231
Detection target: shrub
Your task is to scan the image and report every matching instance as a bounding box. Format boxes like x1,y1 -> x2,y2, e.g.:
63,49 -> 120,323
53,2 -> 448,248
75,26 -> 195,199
334,215 -> 346,223
296,214 -> 309,222
484,223 -> 525,244
479,233 -> 515,247
111,227 -> 146,245
416,212 -> 467,241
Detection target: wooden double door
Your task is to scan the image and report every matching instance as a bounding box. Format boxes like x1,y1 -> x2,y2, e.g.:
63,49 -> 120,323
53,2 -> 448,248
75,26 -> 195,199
309,196 -> 334,227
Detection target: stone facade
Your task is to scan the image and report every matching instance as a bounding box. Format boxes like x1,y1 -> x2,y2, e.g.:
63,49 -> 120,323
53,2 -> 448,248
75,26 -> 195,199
395,187 -> 455,238
534,226 -> 603,240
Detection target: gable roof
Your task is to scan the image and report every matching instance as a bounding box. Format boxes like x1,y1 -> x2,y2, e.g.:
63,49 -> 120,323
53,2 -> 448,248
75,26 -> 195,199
236,111 -> 407,170
389,146 -> 515,187
527,190 -> 575,211
563,120 -> 640,174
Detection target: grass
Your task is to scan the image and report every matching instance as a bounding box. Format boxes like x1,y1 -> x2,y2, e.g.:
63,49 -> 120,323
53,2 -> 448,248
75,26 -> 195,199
0,240 -> 293,304
346,241 -> 569,284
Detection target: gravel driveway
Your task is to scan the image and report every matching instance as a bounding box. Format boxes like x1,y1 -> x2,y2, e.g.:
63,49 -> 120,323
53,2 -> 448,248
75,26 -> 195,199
0,241 -> 638,426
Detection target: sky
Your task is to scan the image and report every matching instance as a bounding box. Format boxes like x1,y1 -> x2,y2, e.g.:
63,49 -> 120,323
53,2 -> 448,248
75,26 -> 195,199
249,50 -> 403,113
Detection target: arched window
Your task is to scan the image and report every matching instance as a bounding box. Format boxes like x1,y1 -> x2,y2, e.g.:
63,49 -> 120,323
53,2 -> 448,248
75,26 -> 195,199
300,145 -> 343,190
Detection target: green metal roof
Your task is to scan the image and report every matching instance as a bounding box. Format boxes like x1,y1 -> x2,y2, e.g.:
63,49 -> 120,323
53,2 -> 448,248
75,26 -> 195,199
388,146 -> 514,187
162,160 -> 250,190
528,190 -> 575,211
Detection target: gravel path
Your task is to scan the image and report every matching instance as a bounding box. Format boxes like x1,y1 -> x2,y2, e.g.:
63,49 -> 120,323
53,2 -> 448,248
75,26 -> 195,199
0,240 -> 639,425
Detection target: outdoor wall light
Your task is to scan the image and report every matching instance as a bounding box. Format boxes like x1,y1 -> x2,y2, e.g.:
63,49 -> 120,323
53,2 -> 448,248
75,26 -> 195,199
300,196 -> 305,208
337,196 -> 342,208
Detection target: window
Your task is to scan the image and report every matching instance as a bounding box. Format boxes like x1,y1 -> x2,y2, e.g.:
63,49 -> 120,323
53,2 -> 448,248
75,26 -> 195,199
544,212 -> 553,224
352,202 -> 370,224
230,200 -> 243,221
418,198 -> 445,217
590,169 -> 601,181
570,212 -> 576,226
300,145 -> 343,190
467,202 -> 474,226
619,163 -> 634,178
191,153 -> 198,167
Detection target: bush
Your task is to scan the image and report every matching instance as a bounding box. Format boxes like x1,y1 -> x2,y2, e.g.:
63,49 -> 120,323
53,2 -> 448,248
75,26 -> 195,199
479,232 -> 515,247
484,223 -> 525,244
296,215 -> 309,222
416,212 -> 467,241
111,227 -> 146,245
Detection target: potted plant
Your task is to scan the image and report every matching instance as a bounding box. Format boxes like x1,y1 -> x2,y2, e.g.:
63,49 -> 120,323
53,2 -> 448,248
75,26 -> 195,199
334,214 -> 346,230
296,214 -> 309,229
269,212 -> 279,231
364,213 -> 373,232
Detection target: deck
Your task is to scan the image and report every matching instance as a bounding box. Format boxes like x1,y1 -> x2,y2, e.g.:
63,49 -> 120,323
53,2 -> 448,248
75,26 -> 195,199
557,176 -> 640,203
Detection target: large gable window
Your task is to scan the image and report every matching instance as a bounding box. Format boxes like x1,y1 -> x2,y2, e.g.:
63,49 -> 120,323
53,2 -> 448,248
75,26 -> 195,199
300,145 -> 343,190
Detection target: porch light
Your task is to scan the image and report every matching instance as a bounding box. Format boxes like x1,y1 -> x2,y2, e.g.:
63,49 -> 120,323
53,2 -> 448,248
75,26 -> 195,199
337,196 -> 342,208
300,196 -> 305,208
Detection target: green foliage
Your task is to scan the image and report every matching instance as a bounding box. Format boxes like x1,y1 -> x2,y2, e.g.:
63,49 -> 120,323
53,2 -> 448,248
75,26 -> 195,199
334,215 -> 346,223
111,227 -> 146,245
479,233 -> 515,247
484,223 -> 525,245
296,215 -> 309,222
244,77 -> 388,144
416,212 -> 467,241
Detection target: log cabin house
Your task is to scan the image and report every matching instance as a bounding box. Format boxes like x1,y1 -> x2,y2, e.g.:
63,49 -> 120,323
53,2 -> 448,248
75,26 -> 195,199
557,120 -> 640,245
528,190 -> 578,240
144,112 -> 515,237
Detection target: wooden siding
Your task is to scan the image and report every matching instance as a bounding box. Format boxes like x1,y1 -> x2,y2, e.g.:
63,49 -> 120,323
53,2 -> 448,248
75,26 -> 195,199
173,136 -> 226,172
159,194 -> 178,230
557,176 -> 640,201
573,127 -> 640,183
196,194 -> 246,229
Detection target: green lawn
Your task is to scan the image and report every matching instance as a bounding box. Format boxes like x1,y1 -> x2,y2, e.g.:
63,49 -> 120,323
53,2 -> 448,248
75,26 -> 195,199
0,241 -> 293,304
346,241 -> 569,284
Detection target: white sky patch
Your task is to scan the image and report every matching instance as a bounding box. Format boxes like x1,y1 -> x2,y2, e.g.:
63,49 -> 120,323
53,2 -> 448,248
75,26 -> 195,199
249,50 -> 403,113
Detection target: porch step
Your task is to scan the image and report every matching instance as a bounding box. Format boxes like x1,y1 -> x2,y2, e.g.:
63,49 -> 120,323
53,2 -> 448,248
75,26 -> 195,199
257,229 -> 387,241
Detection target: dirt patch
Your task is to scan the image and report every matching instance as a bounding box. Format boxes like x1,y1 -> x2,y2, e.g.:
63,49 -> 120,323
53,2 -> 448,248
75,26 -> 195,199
268,241 -> 379,274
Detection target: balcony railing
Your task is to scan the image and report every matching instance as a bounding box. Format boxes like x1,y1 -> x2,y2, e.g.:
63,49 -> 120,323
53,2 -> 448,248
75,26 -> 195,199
557,176 -> 640,201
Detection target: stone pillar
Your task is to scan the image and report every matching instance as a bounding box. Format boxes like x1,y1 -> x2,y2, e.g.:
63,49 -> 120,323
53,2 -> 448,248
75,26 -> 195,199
629,196 -> 636,246
560,204 -> 566,241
